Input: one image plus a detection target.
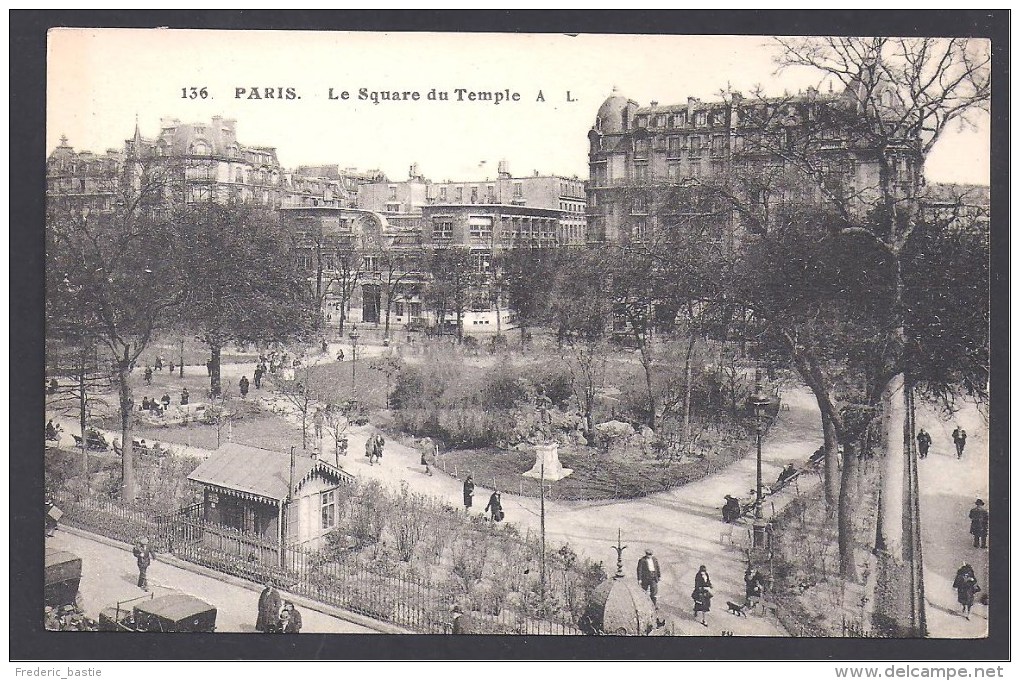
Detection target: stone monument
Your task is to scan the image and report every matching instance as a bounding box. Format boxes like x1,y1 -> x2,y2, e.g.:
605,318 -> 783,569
523,441 -> 572,481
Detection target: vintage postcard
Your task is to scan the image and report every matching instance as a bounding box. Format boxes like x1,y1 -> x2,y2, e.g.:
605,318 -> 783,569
26,18 -> 1002,661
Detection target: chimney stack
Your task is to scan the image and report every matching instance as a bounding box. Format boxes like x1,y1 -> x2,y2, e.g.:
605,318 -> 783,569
687,96 -> 699,118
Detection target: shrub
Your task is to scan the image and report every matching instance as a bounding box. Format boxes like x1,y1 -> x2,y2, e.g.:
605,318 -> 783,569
481,364 -> 532,410
525,363 -> 574,407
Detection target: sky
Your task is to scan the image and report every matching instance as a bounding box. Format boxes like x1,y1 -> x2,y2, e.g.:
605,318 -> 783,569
47,30 -> 990,185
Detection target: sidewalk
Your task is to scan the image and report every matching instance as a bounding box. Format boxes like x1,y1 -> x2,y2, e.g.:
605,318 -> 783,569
915,400 -> 989,638
48,528 -> 381,634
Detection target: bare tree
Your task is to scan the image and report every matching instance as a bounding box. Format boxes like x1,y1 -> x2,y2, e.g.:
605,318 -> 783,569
46,158 -> 185,502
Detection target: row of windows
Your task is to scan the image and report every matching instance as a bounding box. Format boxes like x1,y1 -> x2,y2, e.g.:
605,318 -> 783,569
634,109 -> 726,130
558,201 -> 585,213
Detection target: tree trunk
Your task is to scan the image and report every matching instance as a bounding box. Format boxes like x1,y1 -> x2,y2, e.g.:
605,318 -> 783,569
315,242 -> 323,333
455,306 -> 463,343
681,334 -> 695,447
209,343 -> 222,397
384,295 -> 392,337
78,347 -> 89,480
822,410 -> 841,506
116,354 -> 136,502
641,349 -> 656,430
876,372 -> 907,560
179,339 -> 185,378
838,438 -> 860,581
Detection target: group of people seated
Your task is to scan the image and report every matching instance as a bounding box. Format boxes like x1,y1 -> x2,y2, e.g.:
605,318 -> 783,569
140,395 -> 173,415
722,455 -> 821,523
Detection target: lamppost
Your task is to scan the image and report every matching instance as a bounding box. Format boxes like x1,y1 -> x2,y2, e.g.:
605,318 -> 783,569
749,382 -> 772,549
348,324 -> 360,403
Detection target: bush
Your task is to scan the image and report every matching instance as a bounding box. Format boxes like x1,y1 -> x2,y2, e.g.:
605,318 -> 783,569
525,363 -> 574,407
481,364 -> 532,410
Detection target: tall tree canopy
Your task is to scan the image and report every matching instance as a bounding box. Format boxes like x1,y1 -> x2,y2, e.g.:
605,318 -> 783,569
171,202 -> 316,395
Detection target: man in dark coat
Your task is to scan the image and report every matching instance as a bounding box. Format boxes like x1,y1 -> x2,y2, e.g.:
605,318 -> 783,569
916,429 -> 932,459
180,388 -> 190,406
463,475 -> 474,510
133,537 -> 156,591
636,549 -> 661,606
485,491 -> 503,522
969,499 -> 988,548
953,426 -> 967,459
256,579 -> 282,633
253,366 -> 264,390
239,376 -> 250,399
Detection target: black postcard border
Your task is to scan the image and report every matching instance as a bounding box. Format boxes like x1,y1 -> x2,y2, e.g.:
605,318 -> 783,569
10,9 -> 1010,662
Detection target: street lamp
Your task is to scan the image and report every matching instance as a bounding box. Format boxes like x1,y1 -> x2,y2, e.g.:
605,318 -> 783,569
748,383 -> 772,549
348,324 -> 360,403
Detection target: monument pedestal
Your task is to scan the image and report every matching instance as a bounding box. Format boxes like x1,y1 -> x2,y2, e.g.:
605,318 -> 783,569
523,442 -> 573,481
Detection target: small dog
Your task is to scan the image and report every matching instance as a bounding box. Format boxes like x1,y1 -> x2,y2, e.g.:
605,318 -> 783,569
726,601 -> 749,617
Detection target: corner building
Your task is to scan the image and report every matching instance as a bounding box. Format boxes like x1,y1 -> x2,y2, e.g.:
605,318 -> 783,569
586,86 -> 923,247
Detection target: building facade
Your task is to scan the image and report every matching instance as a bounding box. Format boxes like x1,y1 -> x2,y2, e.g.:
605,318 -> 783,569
47,118 -> 383,212
357,161 -> 587,247
586,87 -> 922,246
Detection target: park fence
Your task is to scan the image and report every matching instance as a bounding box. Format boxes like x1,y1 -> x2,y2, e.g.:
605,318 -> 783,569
56,489 -> 581,634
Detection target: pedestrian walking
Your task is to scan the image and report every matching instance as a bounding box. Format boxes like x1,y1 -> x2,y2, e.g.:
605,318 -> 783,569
953,426 -> 968,459
485,490 -> 504,522
253,365 -> 264,390
239,376 -> 250,399
463,475 -> 475,510
375,433 -> 385,463
256,578 -> 282,633
636,549 -> 661,606
692,565 -> 713,626
168,361 -> 175,375
282,601 -> 302,633
154,356 -> 163,372
48,378 -> 59,395
916,428 -> 932,459
969,499 -> 988,548
365,434 -> 375,464
420,437 -> 434,476
321,338 -> 329,354
953,563 -> 980,620
313,408 -> 324,439
180,388 -> 189,406
133,537 -> 156,591
144,366 -> 153,386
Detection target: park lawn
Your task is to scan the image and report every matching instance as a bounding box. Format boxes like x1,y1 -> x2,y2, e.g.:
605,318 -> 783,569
437,437 -> 755,502
129,410 -> 304,453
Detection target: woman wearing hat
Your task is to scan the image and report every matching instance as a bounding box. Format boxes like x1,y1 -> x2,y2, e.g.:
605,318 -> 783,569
953,563 -> 980,620
692,565 -> 713,626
